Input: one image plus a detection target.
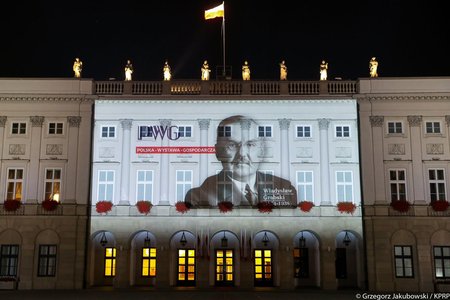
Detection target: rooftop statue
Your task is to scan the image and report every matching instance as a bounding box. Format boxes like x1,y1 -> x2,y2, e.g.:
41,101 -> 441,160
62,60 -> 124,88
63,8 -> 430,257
320,60 -> 328,81
242,61 -> 251,81
124,60 -> 133,81
163,60 -> 171,81
369,57 -> 378,78
280,60 -> 288,80
201,60 -> 211,81
73,58 -> 82,78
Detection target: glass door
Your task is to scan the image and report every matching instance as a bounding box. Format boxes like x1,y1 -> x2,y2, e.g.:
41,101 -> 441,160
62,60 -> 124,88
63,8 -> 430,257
215,249 -> 234,286
254,249 -> 273,286
177,249 -> 196,286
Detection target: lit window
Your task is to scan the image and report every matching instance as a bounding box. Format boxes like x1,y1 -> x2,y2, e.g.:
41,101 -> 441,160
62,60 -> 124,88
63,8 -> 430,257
142,247 -> 157,277
6,169 -> 23,201
11,122 -> 26,135
38,245 -> 57,277
177,126 -> 192,138
104,247 -> 116,277
101,126 -> 115,138
176,170 -> 192,202
429,169 -> 446,201
388,122 -> 403,134
254,249 -> 272,283
394,246 -> 414,278
177,249 -> 195,284
297,171 -> 314,202
426,122 -> 441,134
434,246 -> 450,279
48,122 -> 63,135
98,170 -> 114,202
296,125 -> 311,138
336,126 -> 350,137
258,126 -> 272,137
136,170 -> 153,202
215,249 -> 233,284
218,126 -> 231,137
389,169 -> 406,201
0,245 -> 19,276
336,171 -> 353,202
44,169 -> 61,201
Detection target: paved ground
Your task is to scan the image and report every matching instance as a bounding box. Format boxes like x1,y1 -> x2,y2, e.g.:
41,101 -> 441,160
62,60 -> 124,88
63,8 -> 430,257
0,288 -> 363,300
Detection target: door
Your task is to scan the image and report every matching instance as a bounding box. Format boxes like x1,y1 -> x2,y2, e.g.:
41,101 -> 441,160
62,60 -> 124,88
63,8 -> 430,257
215,249 -> 234,286
254,249 -> 273,286
176,249 -> 196,286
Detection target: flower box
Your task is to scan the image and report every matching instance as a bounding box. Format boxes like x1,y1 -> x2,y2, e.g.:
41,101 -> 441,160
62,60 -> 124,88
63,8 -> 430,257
257,201 -> 274,214
337,202 -> 356,214
96,201 -> 113,214
3,199 -> 21,212
298,201 -> 314,212
431,200 -> 449,212
136,200 -> 153,215
218,201 -> 234,213
390,200 -> 410,213
41,199 -> 59,211
175,201 -> 191,214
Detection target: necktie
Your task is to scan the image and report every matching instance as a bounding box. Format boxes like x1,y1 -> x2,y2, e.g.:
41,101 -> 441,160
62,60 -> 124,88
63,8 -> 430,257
245,184 -> 255,205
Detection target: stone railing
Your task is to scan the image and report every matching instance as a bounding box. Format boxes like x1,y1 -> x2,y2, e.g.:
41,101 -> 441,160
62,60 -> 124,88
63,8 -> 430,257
95,80 -> 358,96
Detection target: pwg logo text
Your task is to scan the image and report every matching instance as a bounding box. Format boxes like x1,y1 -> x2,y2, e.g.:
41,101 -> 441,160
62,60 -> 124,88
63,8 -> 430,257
138,125 -> 187,141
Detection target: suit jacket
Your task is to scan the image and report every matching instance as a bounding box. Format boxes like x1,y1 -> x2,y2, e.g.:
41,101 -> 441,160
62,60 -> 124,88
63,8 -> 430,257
185,171 -> 297,207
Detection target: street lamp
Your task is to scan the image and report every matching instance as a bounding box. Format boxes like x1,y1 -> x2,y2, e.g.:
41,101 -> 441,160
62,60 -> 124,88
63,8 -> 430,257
221,231 -> 228,248
180,231 -> 187,247
299,231 -> 306,248
100,231 -> 108,247
262,231 -> 270,247
343,231 -> 351,247
144,231 -> 151,248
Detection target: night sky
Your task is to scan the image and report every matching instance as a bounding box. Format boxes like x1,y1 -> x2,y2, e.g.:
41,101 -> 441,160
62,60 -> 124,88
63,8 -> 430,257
1,1 -> 448,81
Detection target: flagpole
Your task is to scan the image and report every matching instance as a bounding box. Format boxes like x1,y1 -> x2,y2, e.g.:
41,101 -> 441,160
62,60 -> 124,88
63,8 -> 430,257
222,1 -> 226,77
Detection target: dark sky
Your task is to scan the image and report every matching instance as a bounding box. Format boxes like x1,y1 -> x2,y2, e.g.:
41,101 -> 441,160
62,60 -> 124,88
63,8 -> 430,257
1,1 -> 449,80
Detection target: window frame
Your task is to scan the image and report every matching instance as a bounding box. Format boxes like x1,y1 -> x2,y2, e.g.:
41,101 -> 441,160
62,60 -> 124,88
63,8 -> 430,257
104,247 -> 116,277
433,246 -> 450,279
335,171 -> 353,202
11,122 -> 27,135
394,245 -> 414,278
428,168 -> 447,201
37,244 -> 57,277
6,168 -> 24,201
0,244 -> 20,277
97,170 -> 115,202
335,125 -> 350,138
425,121 -> 441,134
48,122 -> 64,135
296,125 -> 312,138
258,125 -> 272,138
389,169 -> 407,201
100,125 -> 116,139
387,121 -> 403,134
136,170 -> 153,202
141,247 -> 157,277
218,126 -> 231,137
177,125 -> 193,138
44,168 -> 62,201
296,171 -> 314,202
175,170 -> 193,202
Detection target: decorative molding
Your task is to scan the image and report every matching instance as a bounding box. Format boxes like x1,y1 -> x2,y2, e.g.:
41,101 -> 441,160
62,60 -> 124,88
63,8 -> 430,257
9,144 -> 25,155
296,147 -> 313,158
388,144 -> 405,155
426,144 -> 444,155
159,119 -> 171,127
46,144 -> 63,155
0,97 -> 92,103
96,99 -> 357,105
369,116 -> 384,127
445,115 -> 450,126
67,116 -> 81,127
99,147 -> 115,158
278,119 -> 291,130
407,115 -> 422,126
30,116 -> 44,127
0,116 -> 6,127
120,119 -> 133,130
198,119 -> 210,130
364,96 -> 450,102
335,147 -> 352,158
318,118 -> 330,130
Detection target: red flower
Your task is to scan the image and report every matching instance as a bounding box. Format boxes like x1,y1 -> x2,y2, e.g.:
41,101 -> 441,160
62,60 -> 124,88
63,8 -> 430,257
431,200 -> 449,212
298,201 -> 314,212
337,202 -> 356,214
136,200 -> 153,215
390,200 -> 410,213
257,201 -> 274,214
96,201 -> 113,214
175,201 -> 191,214
218,201 -> 234,213
41,199 -> 59,211
3,199 -> 21,212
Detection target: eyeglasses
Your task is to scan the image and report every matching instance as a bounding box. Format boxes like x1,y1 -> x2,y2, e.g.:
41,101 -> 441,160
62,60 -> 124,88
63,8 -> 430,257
221,140 -> 262,152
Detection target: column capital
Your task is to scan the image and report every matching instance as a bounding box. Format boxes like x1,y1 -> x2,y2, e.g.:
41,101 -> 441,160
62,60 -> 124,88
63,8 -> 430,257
407,115 -> 422,127
120,119 -> 133,130
159,119 -> 171,127
0,116 -> 6,127
318,118 -> 330,130
198,119 -> 211,130
369,116 -> 384,127
30,116 -> 45,127
67,116 -> 82,127
240,119 -> 252,130
278,118 -> 291,130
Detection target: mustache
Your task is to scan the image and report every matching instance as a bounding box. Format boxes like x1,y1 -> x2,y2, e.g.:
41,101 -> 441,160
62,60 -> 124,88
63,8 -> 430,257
232,157 -> 252,164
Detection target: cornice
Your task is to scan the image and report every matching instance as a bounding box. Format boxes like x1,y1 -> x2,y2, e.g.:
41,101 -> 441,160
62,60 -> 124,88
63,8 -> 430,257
0,96 -> 94,102
356,95 -> 450,101
96,99 -> 356,104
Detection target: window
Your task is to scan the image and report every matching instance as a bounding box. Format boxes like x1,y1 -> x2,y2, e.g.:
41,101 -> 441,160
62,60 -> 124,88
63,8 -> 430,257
101,126 -> 115,138
335,248 -> 347,279
394,246 -> 414,278
335,126 -> 350,138
218,126 -> 231,137
104,247 -> 116,277
177,126 -> 192,138
98,171 -> 114,202
426,122 -> 441,134
293,248 -> 309,278
136,170 -> 153,202
296,171 -> 314,202
217,170 -> 233,202
11,122 -> 26,135
44,169 -> 61,201
429,169 -> 446,201
296,125 -> 311,138
48,122 -> 63,135
389,169 -> 406,201
434,246 -> 450,279
336,171 -> 353,202
38,245 -> 57,277
141,247 -> 156,277
258,126 -> 272,137
215,249 -> 234,286
388,122 -> 403,134
176,170 -> 192,202
177,249 -> 196,286
6,169 -> 23,201
0,245 -> 19,276
254,249 -> 273,286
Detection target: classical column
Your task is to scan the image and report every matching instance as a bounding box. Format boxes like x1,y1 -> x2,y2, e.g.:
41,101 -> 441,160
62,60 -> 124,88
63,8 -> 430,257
0,116 -> 6,163
408,115 -> 425,204
65,116 -> 82,204
198,119 -> 210,183
159,119 -> 171,205
318,119 -> 331,205
28,116 -> 45,203
119,119 -> 133,205
369,116 -> 386,204
278,119 -> 291,179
